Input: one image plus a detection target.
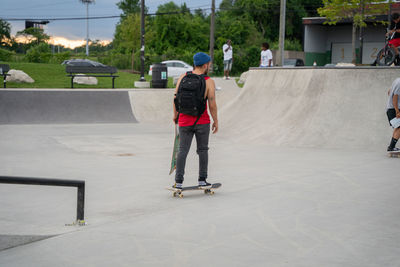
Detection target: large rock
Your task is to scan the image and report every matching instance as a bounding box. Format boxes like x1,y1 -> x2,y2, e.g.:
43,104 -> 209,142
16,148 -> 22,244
238,71 -> 249,84
73,75 -> 98,85
6,69 -> 34,83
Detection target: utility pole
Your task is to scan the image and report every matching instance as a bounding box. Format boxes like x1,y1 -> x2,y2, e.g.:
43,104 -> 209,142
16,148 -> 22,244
134,0 -> 150,87
140,0 -> 146,81
359,2 -> 365,64
277,0 -> 286,66
209,0 -> 215,74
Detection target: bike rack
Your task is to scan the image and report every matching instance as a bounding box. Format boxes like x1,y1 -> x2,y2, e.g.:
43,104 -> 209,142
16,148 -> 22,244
0,176 -> 85,223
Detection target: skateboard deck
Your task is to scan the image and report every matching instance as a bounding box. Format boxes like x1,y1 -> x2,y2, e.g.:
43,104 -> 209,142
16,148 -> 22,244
388,151 -> 400,158
169,124 -> 180,175
167,183 -> 221,198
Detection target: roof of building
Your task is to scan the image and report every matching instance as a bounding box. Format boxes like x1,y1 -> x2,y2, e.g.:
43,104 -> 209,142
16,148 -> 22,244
303,2 -> 400,25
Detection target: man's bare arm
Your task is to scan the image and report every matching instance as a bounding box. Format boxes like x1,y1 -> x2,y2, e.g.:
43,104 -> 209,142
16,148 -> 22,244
207,79 -> 218,133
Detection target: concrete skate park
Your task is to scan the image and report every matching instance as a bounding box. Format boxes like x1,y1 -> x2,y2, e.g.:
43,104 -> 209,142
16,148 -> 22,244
0,67 -> 399,266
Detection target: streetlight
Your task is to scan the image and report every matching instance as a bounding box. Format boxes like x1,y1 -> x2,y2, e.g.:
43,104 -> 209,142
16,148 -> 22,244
79,0 -> 95,57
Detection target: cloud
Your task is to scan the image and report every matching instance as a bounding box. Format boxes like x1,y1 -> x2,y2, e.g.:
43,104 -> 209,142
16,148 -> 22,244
48,37 -> 111,49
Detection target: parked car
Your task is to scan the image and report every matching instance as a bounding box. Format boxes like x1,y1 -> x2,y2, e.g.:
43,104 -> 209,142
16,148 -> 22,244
283,58 -> 305,67
149,60 -> 193,77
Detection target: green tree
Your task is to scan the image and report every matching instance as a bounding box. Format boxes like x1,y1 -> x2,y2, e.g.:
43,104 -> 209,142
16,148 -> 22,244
218,0 -> 323,42
116,0 -> 141,17
113,13 -> 141,54
0,19 -> 11,47
17,27 -> 50,45
148,2 -> 209,54
318,0 -> 388,63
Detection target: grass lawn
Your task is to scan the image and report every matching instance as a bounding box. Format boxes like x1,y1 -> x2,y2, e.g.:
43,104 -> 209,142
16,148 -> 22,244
3,62 -> 174,89
235,78 -> 244,88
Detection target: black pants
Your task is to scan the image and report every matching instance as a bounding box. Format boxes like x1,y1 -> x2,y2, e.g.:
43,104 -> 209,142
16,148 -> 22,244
175,124 -> 210,184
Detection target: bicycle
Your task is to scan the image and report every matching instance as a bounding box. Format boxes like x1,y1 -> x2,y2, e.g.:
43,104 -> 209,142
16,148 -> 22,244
375,30 -> 398,66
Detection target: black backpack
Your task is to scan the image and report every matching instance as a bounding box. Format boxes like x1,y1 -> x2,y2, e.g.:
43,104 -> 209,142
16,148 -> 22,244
174,72 -> 207,124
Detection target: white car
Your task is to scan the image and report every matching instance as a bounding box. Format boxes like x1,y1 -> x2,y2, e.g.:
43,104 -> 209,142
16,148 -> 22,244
149,60 -> 193,77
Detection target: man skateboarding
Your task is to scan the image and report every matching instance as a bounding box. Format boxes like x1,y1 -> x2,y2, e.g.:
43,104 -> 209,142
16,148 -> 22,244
172,52 -> 218,190
387,78 -> 400,152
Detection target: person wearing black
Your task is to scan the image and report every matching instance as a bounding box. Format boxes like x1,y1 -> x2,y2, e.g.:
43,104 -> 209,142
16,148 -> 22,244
388,13 -> 400,61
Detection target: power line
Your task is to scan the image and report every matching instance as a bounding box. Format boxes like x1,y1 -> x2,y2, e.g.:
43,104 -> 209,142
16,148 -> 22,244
1,15 -> 121,21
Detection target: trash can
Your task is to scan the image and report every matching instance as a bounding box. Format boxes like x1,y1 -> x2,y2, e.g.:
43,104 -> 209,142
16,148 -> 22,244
151,63 -> 168,88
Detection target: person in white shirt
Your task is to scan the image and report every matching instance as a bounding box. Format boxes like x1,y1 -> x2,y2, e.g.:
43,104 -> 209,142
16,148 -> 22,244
260,42 -> 273,68
222,40 -> 233,79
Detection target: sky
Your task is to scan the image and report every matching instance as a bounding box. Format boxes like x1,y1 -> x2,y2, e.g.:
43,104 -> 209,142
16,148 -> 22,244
1,0 -> 222,48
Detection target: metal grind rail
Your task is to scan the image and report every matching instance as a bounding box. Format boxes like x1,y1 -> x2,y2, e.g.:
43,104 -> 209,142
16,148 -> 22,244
0,176 -> 85,223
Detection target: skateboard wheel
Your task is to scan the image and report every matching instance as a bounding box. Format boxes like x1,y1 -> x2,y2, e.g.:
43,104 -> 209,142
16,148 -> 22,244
179,194 -> 184,198
173,192 -> 177,197
210,191 -> 215,195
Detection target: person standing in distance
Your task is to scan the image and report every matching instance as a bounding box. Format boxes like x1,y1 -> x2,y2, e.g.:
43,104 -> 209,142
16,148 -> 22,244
223,40 -> 233,79
172,52 -> 219,189
260,42 -> 273,68
387,13 -> 400,62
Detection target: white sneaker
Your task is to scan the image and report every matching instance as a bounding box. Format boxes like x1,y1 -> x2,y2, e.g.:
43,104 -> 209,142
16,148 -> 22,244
172,183 -> 183,190
198,181 -> 212,188
227,76 -> 231,80
223,76 -> 227,80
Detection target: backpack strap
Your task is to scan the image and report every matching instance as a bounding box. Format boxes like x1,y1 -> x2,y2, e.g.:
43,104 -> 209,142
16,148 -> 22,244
191,73 -> 207,128
191,115 -> 201,128
200,74 -> 208,101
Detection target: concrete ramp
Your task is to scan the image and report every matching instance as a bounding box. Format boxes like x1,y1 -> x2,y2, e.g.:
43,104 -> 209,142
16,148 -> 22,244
0,90 -> 137,124
221,68 -> 398,150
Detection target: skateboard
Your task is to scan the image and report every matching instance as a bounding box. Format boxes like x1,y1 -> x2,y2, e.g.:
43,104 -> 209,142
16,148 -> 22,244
167,183 -> 222,198
388,151 -> 400,158
169,124 -> 180,175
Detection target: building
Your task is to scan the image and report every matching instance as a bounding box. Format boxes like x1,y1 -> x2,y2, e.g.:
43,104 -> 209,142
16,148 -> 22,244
25,20 -> 49,30
303,2 -> 400,66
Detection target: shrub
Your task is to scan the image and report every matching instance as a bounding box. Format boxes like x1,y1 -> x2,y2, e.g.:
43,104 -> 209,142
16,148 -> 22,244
49,51 -> 71,64
0,47 -> 13,61
270,39 -> 302,51
25,43 -> 52,63
97,51 -> 130,69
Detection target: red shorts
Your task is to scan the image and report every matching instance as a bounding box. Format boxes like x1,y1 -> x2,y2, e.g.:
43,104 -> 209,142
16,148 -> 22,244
389,38 -> 400,48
